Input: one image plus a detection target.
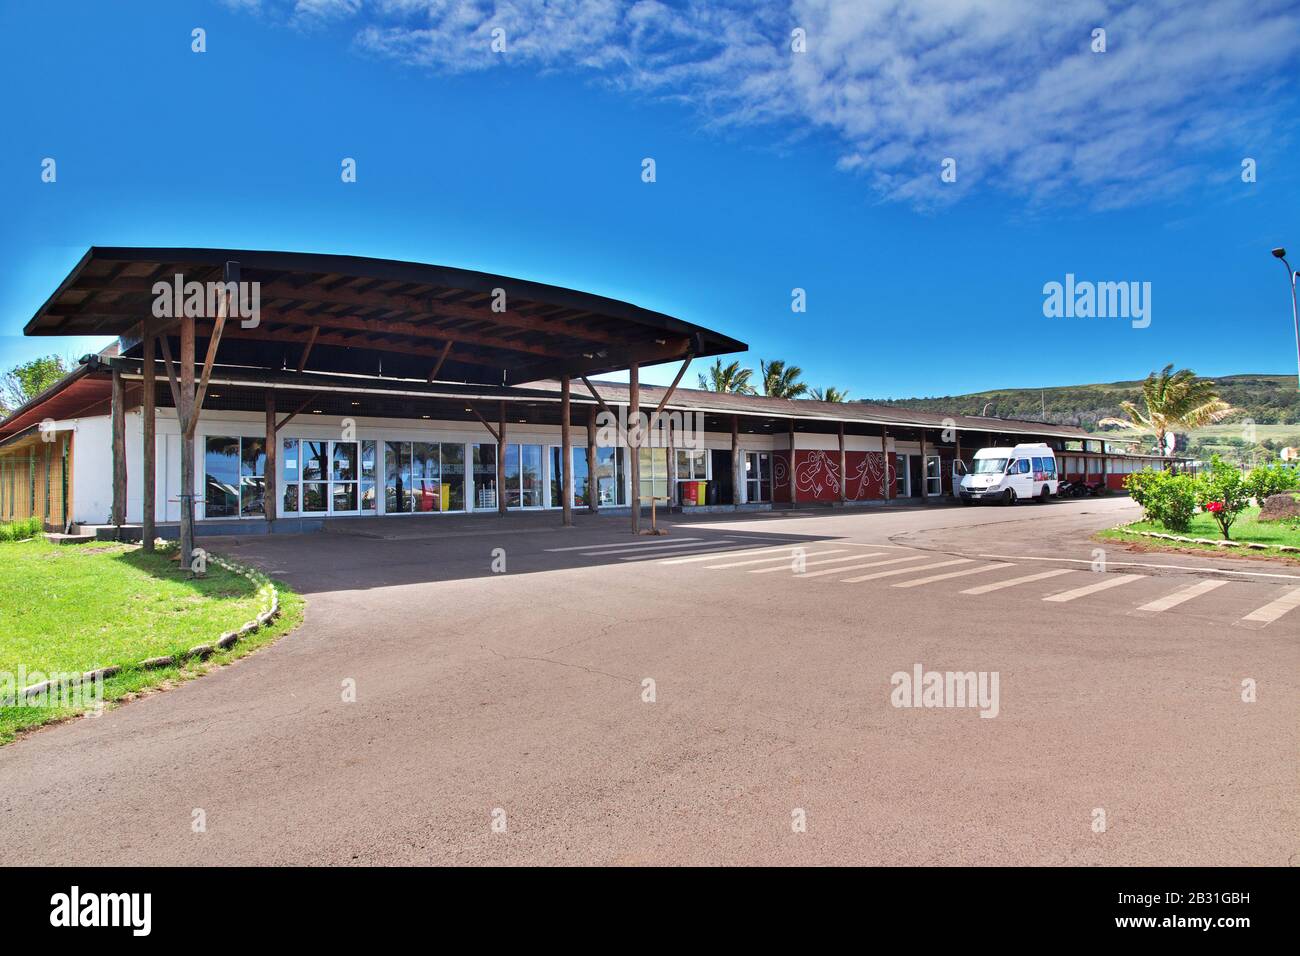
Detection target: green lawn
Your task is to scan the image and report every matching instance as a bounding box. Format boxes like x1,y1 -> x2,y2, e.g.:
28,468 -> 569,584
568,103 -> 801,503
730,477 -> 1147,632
1098,506 -> 1300,559
0,538 -> 302,744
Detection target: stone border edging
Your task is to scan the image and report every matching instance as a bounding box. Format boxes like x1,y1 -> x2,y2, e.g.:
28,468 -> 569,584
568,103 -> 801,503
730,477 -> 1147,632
17,553 -> 279,703
1111,523 -> 1300,553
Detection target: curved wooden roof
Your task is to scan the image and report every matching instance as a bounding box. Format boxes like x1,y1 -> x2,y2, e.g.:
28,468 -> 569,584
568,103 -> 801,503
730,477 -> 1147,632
24,247 -> 746,386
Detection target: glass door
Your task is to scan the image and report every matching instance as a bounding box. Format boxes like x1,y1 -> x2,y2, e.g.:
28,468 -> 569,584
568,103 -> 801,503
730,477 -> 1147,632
744,452 -> 772,503
925,454 -> 942,496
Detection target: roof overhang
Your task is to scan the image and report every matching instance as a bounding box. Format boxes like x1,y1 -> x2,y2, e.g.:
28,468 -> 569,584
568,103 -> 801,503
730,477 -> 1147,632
0,363 -> 111,441
25,247 -> 747,386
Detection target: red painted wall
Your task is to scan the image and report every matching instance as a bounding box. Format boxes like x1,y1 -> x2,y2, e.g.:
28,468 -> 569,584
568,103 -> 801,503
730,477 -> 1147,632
775,449 -> 897,502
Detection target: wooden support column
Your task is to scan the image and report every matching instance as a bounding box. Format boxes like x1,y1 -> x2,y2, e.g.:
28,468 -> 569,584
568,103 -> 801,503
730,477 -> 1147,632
732,415 -> 741,505
882,424 -> 891,500
141,336 -> 156,550
497,401 -> 507,517
788,418 -> 796,505
561,375 -> 573,527
666,417 -> 676,510
955,432 -> 962,493
628,363 -> 640,534
838,422 -> 846,504
586,406 -> 598,515
920,428 -> 929,503
110,366 -> 126,534
264,391 -> 277,524
179,315 -> 197,567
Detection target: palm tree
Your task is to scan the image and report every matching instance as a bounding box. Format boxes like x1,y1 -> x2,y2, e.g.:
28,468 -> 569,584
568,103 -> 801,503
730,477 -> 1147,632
760,359 -> 807,399
1098,365 -> 1235,453
696,358 -> 757,395
809,386 -> 849,402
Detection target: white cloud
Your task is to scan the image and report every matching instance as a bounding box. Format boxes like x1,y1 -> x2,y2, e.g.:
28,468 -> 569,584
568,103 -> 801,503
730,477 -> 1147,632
232,0 -> 1300,208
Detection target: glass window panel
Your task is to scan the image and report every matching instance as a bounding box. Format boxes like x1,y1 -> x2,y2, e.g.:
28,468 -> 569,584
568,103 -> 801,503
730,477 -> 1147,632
521,445 -> 542,507
302,482 -> 328,512
241,477 -> 265,516
595,446 -> 624,506
440,443 -> 465,512
282,439 -> 300,482
385,441 -> 410,513
473,444 -> 497,510
572,448 -> 590,507
549,446 -> 565,508
332,442 -> 358,481
204,436 -> 240,518
303,441 -> 326,481
332,482 -> 357,512
360,481 -> 377,512
361,441 -> 376,480
241,437 -> 266,478
282,483 -> 299,514
504,445 -> 522,508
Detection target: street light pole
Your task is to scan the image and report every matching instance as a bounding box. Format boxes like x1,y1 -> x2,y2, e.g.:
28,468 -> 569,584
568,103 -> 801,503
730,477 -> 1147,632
1271,248 -> 1300,391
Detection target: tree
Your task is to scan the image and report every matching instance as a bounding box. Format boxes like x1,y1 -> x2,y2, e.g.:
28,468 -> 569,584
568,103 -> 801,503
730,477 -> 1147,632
1098,365 -> 1235,454
696,358 -> 757,395
760,359 -> 807,399
1,355 -> 68,417
809,386 -> 849,402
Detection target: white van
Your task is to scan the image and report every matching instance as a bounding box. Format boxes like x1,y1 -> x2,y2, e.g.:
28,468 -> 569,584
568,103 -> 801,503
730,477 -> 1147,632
958,443 -> 1058,505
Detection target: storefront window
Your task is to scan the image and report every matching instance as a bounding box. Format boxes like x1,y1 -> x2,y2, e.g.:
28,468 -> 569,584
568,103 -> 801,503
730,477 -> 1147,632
204,436 -> 241,518
595,446 -> 624,506
638,447 -> 669,505
571,447 -> 590,507
473,443 -> 497,509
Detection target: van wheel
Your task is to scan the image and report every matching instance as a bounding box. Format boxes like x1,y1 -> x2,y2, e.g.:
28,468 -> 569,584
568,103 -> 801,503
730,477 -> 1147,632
1037,487 -> 1050,504
1003,489 -> 1016,506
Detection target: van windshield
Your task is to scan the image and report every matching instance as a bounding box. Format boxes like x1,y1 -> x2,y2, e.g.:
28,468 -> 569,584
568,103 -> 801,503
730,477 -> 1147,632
973,458 -> 1008,474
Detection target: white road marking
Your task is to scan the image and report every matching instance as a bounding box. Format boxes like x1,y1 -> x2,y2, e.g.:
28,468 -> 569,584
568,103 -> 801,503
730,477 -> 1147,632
588,540 -> 717,557
1239,587 -> 1300,627
979,553 -> 1300,582
618,544 -> 746,561
794,555 -> 930,579
891,562 -> 1014,588
705,549 -> 848,570
841,558 -> 972,583
1134,579 -> 1228,613
1043,574 -> 1145,603
961,568 -> 1075,595
659,544 -> 814,565
548,537 -> 701,552
750,553 -> 884,574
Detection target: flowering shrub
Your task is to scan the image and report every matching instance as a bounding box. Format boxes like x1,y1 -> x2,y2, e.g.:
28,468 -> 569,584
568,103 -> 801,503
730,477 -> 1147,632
1125,469 -> 1196,531
1194,456 -> 1251,540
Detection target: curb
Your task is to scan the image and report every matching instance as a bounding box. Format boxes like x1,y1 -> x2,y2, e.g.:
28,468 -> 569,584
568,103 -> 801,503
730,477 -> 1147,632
1111,524 -> 1300,554
15,553 -> 280,703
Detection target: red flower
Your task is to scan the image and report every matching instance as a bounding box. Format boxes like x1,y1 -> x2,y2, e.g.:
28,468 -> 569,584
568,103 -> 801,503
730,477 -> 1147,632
1206,501 -> 1223,513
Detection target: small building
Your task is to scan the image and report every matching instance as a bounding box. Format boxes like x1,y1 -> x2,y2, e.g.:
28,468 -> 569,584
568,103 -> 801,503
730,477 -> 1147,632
0,247 -> 1182,536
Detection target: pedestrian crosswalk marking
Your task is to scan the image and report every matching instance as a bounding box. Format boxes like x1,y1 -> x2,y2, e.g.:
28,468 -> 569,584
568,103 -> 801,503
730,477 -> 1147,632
794,554 -> 930,579
892,562 -> 1014,589
589,540 -> 717,556
961,568 -> 1075,595
547,537 -> 702,552
660,544 -> 814,566
1043,573 -> 1144,603
1239,587 -> 1300,626
841,558 -> 971,583
1135,579 -> 1228,613
705,548 -> 848,570
750,553 -> 883,574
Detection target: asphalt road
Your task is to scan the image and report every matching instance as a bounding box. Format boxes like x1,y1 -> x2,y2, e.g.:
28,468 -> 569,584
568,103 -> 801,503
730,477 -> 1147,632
1,498 -> 1296,865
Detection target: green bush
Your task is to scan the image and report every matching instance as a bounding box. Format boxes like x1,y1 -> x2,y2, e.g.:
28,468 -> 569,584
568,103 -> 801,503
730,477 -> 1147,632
1125,469 -> 1196,531
1246,462 -> 1299,506
0,516 -> 43,542
1195,455 -> 1253,540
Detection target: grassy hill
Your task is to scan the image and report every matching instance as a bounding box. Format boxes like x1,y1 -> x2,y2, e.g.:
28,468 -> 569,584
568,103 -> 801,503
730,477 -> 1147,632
867,374 -> 1300,457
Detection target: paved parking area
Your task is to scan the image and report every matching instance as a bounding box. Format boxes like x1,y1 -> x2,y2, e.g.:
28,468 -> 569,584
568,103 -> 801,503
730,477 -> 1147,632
0,498 -> 1295,865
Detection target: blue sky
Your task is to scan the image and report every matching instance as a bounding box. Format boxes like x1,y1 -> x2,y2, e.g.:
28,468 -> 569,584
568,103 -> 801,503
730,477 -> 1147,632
2,0 -> 1299,398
